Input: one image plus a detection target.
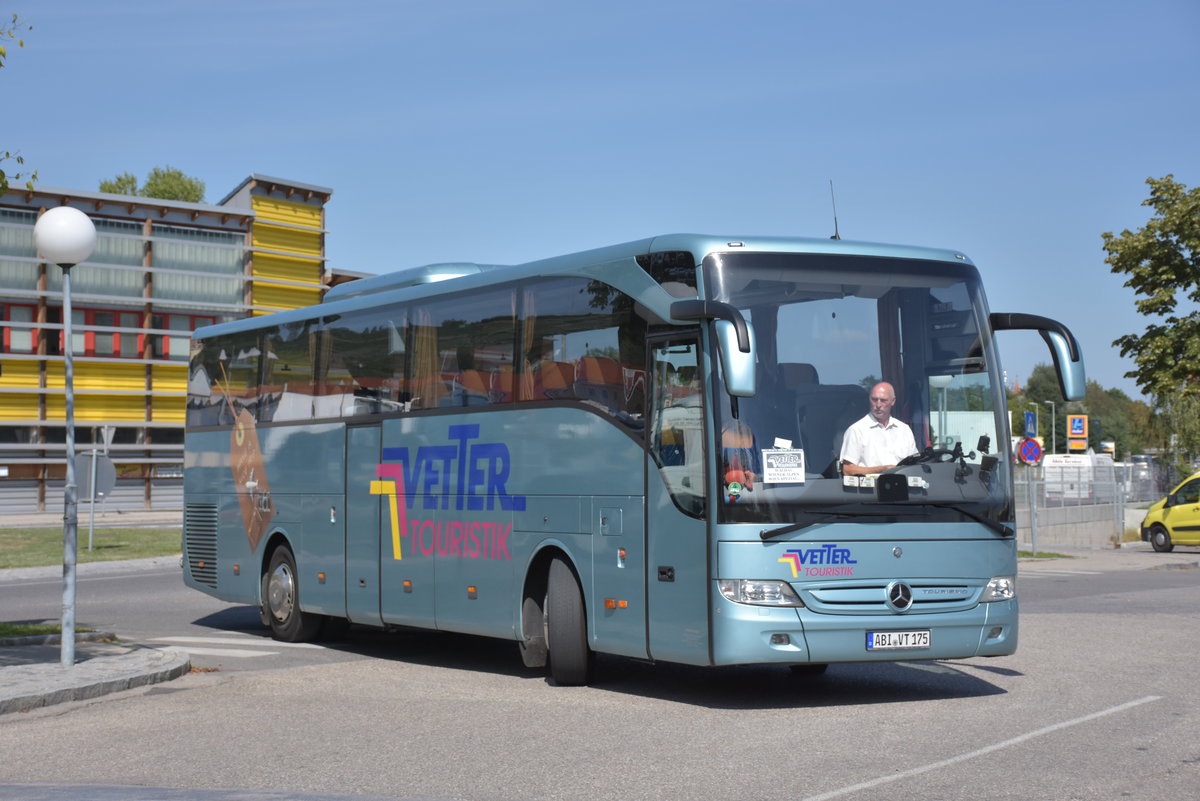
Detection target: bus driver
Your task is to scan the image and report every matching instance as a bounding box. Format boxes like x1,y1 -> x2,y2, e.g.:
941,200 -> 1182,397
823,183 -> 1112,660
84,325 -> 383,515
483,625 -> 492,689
840,381 -> 919,476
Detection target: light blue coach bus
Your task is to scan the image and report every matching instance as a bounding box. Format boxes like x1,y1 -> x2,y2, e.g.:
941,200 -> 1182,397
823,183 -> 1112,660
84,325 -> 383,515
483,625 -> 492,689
182,234 -> 1085,685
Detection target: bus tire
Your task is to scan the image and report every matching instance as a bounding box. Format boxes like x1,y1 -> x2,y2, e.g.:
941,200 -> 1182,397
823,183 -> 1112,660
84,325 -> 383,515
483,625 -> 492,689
546,557 -> 593,685
264,545 -> 322,643
1150,525 -> 1174,553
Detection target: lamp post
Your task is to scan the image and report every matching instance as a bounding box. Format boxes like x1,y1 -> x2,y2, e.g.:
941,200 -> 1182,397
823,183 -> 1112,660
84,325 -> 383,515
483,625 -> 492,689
34,206 -> 97,667
929,375 -> 954,448
1044,400 -> 1056,454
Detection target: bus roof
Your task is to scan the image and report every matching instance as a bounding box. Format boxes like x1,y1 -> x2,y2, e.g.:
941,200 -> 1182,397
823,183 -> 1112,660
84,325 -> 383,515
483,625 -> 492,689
195,233 -> 974,340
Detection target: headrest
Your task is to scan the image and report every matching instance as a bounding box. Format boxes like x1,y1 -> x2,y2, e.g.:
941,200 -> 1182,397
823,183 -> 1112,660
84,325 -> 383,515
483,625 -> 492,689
779,362 -> 819,388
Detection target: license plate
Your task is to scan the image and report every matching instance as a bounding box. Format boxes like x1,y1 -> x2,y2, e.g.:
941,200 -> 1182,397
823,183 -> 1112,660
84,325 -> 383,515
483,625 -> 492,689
866,630 -> 931,650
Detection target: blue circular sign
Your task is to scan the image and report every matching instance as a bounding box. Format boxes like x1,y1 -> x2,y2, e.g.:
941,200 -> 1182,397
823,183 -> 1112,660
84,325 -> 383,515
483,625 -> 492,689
1019,437 -> 1042,465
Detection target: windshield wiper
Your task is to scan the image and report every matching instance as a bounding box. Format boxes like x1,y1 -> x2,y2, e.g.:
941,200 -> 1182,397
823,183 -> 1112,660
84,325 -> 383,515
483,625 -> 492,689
910,501 -> 1014,537
760,507 -> 923,540
759,502 -> 1013,539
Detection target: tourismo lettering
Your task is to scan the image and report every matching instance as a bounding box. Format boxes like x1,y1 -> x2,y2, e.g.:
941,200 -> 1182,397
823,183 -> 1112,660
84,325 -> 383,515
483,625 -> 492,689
778,544 -> 858,578
369,424 -> 525,562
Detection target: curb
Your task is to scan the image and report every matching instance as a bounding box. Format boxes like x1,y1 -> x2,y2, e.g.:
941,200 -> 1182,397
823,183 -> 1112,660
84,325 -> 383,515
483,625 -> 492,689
0,645 -> 192,716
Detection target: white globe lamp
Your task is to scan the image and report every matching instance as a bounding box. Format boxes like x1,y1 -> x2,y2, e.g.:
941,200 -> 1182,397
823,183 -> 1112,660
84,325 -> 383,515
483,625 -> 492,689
34,206 -> 97,265
34,205 -> 97,668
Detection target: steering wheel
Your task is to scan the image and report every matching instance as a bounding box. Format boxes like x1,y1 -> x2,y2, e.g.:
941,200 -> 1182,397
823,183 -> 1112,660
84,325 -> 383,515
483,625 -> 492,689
897,447 -> 957,467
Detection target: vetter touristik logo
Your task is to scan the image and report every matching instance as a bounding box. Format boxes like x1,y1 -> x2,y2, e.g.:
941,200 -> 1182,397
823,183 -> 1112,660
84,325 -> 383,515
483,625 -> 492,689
369,425 -> 526,562
778,544 -> 858,578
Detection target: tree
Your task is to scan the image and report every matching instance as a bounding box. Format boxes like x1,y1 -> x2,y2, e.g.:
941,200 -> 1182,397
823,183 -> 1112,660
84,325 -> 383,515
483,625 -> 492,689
0,14 -> 36,194
1104,175 -> 1200,399
99,165 -> 205,203
98,171 -> 139,196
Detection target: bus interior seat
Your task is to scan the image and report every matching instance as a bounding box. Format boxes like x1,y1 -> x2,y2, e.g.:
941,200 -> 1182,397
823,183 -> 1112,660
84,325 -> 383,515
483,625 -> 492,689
535,360 -> 574,400
575,356 -> 623,409
794,382 -> 868,476
753,362 -> 819,453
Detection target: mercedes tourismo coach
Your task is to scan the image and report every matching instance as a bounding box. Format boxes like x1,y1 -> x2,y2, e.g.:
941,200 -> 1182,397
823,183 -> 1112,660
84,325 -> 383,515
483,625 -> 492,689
182,234 -> 1085,685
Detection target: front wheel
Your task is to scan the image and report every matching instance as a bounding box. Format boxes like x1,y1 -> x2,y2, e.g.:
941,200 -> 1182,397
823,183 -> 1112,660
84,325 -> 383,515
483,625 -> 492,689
1150,525 -> 1174,553
546,557 -> 593,685
263,545 -> 322,642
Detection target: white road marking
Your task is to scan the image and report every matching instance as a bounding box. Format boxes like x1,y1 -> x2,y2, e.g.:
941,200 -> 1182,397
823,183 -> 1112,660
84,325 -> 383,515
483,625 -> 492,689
171,646 -> 280,658
155,635 -> 322,649
1020,569 -> 1102,577
798,696 -> 1163,801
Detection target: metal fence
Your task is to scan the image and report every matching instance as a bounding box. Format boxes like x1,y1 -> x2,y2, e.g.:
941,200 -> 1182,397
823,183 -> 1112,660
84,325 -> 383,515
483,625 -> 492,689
0,479 -> 183,515
1014,464 -> 1140,550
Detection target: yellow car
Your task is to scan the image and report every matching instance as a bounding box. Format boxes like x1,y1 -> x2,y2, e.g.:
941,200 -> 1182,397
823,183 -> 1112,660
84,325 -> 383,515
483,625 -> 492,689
1140,471 -> 1200,552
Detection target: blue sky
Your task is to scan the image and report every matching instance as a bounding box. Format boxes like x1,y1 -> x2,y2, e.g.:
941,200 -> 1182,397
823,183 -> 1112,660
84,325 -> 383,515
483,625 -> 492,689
5,0 -> 1197,400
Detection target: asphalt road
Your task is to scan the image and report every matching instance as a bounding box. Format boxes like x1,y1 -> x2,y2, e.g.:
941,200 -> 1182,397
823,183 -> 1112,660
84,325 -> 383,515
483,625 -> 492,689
0,550 -> 1198,801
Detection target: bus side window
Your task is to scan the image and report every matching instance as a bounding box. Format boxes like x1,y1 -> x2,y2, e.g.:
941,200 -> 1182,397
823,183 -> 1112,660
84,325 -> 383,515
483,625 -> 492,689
649,338 -> 705,518
519,277 -> 647,431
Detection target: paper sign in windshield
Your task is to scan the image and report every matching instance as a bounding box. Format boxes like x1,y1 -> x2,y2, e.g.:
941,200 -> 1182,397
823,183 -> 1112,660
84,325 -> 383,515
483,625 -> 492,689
763,448 -> 805,483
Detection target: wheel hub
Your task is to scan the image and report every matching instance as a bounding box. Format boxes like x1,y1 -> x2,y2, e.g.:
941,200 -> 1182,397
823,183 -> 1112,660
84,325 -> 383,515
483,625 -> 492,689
267,564 -> 295,622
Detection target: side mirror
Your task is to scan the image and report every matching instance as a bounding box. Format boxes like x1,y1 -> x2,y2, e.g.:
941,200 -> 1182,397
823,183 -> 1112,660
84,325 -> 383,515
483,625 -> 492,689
714,319 -> 756,397
670,300 -> 757,397
990,312 -> 1086,400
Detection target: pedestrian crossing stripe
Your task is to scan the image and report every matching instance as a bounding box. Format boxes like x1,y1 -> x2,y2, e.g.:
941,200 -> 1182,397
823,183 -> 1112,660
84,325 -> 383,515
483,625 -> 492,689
154,635 -> 322,648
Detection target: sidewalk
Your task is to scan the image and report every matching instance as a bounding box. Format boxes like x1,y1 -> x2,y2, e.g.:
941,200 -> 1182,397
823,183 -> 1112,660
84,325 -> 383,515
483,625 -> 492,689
0,554 -> 190,716
0,634 -> 190,716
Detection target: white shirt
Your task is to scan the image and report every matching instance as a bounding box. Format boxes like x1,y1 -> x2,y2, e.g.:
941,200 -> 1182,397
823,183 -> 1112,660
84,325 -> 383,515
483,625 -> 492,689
840,413 -> 919,468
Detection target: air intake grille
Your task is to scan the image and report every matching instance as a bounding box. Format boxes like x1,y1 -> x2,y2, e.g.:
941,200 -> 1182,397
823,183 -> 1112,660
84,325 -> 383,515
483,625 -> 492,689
184,503 -> 219,588
802,581 -> 979,615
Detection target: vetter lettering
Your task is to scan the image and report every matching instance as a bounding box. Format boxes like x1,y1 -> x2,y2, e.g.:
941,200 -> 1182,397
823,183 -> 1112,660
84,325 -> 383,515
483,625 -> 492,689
370,425 -> 523,562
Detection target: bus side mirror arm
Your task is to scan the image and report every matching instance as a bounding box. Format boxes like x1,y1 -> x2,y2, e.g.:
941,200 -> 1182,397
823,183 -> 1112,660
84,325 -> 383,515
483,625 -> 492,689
670,300 -> 757,398
990,312 -> 1086,401
670,300 -> 750,352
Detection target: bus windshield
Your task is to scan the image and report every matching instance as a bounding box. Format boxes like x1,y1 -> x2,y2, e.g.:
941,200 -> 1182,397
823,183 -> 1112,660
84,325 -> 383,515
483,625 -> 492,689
702,251 -> 1010,528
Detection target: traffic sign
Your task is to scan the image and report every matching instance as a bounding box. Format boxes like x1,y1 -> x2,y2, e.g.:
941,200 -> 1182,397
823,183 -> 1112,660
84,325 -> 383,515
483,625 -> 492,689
1024,411 -> 1037,439
1068,414 -> 1088,439
74,452 -> 116,499
1019,437 -> 1042,465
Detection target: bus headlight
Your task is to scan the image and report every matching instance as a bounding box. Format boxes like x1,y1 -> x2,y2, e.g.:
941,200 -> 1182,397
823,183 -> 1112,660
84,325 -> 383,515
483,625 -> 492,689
980,575 -> 1016,602
718,579 -> 805,607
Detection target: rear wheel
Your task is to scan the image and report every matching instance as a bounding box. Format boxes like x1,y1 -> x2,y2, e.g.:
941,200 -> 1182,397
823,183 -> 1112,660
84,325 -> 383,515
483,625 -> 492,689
546,557 -> 593,685
1150,524 -> 1174,553
263,545 -> 322,642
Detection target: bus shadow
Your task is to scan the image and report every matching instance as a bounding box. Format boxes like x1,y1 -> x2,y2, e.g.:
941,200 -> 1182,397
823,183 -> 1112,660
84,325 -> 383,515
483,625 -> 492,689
587,657 -> 1015,710
189,610 -> 1016,709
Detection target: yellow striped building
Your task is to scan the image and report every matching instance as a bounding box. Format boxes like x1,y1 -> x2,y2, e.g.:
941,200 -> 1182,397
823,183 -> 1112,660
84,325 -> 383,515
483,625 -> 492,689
0,175 -> 336,511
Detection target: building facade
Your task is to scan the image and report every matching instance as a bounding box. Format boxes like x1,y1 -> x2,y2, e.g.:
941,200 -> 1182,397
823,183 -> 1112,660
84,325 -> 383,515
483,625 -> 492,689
0,174 -> 332,512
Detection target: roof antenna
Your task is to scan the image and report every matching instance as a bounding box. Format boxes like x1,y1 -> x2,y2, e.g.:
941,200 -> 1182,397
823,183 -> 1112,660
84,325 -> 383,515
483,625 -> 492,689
829,179 -> 841,240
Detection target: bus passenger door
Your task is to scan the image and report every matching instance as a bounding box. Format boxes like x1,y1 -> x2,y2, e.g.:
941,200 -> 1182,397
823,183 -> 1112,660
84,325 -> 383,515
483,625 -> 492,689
645,336 -> 712,665
346,424 -> 383,626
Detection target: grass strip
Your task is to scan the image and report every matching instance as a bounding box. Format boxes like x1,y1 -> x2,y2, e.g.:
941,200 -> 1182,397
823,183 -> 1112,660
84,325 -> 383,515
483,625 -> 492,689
0,527 -> 180,570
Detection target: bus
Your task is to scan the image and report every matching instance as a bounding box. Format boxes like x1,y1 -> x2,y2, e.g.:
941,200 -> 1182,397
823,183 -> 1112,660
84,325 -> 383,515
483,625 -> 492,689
182,234 -> 1085,685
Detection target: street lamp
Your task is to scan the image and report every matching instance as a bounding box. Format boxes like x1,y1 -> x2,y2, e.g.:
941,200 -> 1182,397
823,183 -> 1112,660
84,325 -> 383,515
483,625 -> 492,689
929,375 -> 954,448
34,206 -> 97,668
1044,400 -> 1056,454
